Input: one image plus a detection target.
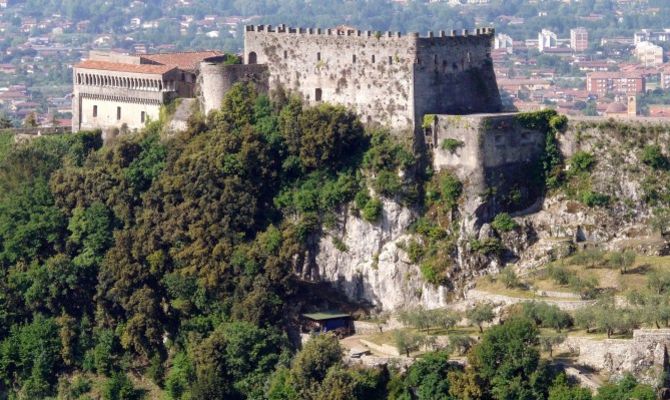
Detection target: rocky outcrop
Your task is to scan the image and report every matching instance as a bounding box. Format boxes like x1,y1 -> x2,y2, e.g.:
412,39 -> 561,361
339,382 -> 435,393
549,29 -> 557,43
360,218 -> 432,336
312,199 -> 449,310
306,116 -> 670,312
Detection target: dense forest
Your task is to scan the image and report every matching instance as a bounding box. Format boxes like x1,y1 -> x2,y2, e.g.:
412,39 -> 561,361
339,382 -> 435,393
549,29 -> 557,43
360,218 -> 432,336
0,83 -> 656,399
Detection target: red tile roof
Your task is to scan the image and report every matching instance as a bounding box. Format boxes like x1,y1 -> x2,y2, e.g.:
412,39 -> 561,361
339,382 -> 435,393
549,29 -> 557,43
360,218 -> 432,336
140,51 -> 225,71
75,60 -> 176,75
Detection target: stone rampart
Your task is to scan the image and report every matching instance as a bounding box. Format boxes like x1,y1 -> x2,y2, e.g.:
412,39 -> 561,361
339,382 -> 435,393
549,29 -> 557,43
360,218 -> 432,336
431,113 -> 546,231
558,329 -> 670,385
243,24 -> 501,135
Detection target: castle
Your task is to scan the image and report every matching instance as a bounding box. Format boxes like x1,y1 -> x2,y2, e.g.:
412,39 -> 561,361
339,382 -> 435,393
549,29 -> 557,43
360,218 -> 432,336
73,24 -> 502,137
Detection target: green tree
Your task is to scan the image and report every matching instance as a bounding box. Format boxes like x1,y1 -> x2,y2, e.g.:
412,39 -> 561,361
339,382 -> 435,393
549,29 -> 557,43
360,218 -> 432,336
469,316 -> 550,400
539,333 -> 566,359
102,372 -> 141,400
393,330 -> 425,357
402,351 -> 456,399
594,374 -> 655,400
607,250 -> 636,274
290,334 -> 342,399
548,374 -> 592,400
466,302 -> 495,333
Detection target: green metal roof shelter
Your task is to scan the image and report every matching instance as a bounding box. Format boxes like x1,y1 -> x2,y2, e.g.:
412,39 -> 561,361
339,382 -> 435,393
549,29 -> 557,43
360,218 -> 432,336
302,310 -> 352,334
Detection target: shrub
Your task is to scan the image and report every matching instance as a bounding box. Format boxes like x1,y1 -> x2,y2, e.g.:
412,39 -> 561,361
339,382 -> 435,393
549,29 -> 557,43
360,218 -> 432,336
420,262 -> 440,285
499,266 -> 522,289
571,249 -> 605,268
354,189 -> 371,210
373,170 -> 402,197
422,114 -> 436,129
441,138 -> 464,154
440,173 -> 463,208
579,190 -> 610,207
568,275 -> 599,300
607,250 -> 636,274
102,372 -> 140,400
569,151 -> 595,174
549,114 -> 568,132
491,213 -> 518,232
547,264 -> 571,285
641,144 -> 668,170
470,238 -> 504,257
361,197 -> 383,222
406,239 -> 425,264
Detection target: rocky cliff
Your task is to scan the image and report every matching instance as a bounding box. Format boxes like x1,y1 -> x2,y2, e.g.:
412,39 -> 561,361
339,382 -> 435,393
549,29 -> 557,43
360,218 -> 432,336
307,115 -> 670,311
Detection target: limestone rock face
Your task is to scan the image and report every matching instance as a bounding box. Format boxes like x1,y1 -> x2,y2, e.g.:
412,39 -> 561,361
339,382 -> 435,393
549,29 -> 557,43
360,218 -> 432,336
313,199 -> 448,311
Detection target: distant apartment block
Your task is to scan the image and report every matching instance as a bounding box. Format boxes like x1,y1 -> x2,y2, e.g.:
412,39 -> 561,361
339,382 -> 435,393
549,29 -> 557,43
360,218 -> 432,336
635,41 -> 664,66
538,29 -> 558,52
570,27 -> 589,52
587,72 -> 645,96
659,66 -> 670,89
494,33 -> 514,54
634,29 -> 670,45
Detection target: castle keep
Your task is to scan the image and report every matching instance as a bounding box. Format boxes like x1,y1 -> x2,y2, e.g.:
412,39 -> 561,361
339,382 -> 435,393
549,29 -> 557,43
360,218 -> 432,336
202,25 -> 502,132
74,25 -> 502,136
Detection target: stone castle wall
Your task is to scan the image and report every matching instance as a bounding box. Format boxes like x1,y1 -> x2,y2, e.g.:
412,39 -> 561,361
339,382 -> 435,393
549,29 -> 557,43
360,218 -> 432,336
559,329 -> 670,385
242,25 -> 501,134
430,113 -> 546,230
413,33 -> 501,126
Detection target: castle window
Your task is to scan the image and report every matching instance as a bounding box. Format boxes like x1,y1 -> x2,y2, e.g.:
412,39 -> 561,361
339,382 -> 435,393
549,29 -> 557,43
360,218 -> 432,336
317,52 -> 321,61
248,51 -> 257,64
352,54 -> 356,63
315,88 -> 323,102
117,107 -> 121,121
92,105 -> 97,118
284,50 -> 288,59
141,111 -> 146,123
389,56 -> 393,65
372,55 -> 376,63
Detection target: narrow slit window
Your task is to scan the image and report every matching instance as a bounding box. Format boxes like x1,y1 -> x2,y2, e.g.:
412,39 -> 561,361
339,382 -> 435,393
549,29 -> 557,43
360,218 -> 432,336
352,54 -> 356,63
284,50 -> 288,59
389,56 -> 393,64
141,111 -> 146,123
117,107 -> 121,121
92,105 -> 97,118
317,52 -> 321,61
315,88 -> 322,102
372,55 -> 376,63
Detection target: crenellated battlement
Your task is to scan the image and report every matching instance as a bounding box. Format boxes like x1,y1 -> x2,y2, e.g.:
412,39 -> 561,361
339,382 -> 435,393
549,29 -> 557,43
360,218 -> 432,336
244,24 -> 494,40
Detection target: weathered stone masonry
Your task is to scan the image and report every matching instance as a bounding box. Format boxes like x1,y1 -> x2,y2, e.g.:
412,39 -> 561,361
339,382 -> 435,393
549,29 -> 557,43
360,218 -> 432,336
202,24 -> 502,137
